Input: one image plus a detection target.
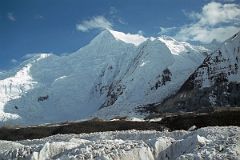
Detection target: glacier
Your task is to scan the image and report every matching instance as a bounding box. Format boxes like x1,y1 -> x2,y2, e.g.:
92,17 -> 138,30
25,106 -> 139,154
0,126 -> 239,160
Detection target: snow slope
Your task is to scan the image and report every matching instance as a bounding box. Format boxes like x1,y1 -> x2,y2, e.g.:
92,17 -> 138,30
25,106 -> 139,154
0,126 -> 239,159
0,30 -> 208,126
94,35 -> 207,119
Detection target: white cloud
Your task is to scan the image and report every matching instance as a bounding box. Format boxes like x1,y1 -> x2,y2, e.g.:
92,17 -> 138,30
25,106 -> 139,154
182,10 -> 200,20
108,7 -> 127,25
76,16 -> 113,32
137,30 -> 144,35
7,12 -> 16,21
159,27 -> 177,35
175,25 -> 239,43
174,2 -> 240,43
117,17 -> 127,25
198,2 -> 240,26
109,6 -> 118,16
34,15 -> 44,20
21,53 -> 37,60
214,0 -> 235,2
10,59 -> 17,64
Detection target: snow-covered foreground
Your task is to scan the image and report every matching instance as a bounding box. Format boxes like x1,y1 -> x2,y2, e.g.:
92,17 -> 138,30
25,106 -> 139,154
0,126 -> 239,160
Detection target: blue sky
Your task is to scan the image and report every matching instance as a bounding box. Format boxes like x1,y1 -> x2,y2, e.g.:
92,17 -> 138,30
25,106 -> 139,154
0,0 -> 240,70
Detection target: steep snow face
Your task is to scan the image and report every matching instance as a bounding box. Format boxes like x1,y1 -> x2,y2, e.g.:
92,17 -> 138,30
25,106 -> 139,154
0,30 -> 208,126
157,31 -> 240,113
0,126 -> 239,159
94,38 -> 207,119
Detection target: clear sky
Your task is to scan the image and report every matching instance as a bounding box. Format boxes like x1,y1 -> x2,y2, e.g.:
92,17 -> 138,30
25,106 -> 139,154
0,0 -> 240,70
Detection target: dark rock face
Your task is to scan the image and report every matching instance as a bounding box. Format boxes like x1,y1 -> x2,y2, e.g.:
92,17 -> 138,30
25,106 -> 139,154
100,81 -> 125,109
157,82 -> 240,113
151,68 -> 172,90
37,95 -> 49,102
154,32 -> 240,113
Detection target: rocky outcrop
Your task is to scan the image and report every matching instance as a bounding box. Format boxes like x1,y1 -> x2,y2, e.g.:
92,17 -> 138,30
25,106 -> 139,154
151,68 -> 172,90
100,81 -> 125,109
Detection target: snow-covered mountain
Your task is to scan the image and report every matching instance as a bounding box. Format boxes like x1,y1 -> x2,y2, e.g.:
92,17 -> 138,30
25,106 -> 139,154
94,34 -> 208,119
156,31 -> 240,113
0,30 -> 208,126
